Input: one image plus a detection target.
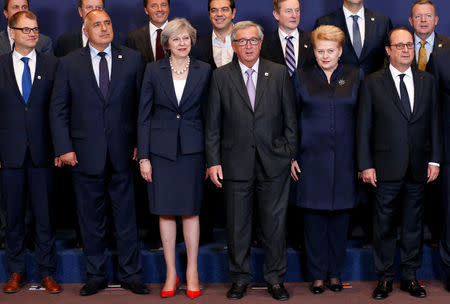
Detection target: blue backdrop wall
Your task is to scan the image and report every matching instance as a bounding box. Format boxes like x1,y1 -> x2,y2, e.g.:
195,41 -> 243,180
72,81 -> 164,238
0,0 -> 449,46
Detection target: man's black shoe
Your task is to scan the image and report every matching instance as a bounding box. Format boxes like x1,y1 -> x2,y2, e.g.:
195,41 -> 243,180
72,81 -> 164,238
372,280 -> 393,300
226,283 -> 247,299
400,280 -> 426,298
310,284 -> 325,294
268,283 -> 289,301
79,280 -> 108,296
121,280 -> 150,294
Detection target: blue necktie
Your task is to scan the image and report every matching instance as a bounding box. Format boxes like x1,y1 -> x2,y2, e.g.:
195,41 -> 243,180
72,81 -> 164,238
21,57 -> 31,103
285,36 -> 296,77
351,15 -> 362,58
98,52 -> 109,99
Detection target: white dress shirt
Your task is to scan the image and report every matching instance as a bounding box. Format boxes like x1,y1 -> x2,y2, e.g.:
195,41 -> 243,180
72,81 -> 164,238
278,27 -> 299,65
238,58 -> 259,88
343,6 -> 365,47
212,30 -> 233,68
149,21 -> 168,59
173,79 -> 186,105
414,32 -> 434,62
89,43 -> 112,86
12,49 -> 36,96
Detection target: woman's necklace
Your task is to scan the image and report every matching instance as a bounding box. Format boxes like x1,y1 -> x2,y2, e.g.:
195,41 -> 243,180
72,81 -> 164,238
170,56 -> 190,75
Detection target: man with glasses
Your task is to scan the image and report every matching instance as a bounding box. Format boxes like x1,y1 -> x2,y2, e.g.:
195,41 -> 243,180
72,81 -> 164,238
205,21 -> 297,301
127,0 -> 169,63
357,26 -> 441,299
261,0 -> 313,77
0,0 -> 53,55
0,10 -> 61,294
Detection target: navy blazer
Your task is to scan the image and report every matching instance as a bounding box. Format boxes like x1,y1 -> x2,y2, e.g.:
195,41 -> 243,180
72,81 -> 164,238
137,57 -> 211,161
315,8 -> 392,76
50,43 -> 144,175
0,51 -> 57,168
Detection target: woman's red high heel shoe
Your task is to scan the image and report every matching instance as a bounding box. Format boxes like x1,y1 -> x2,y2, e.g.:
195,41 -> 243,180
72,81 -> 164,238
186,281 -> 201,298
160,277 -> 180,298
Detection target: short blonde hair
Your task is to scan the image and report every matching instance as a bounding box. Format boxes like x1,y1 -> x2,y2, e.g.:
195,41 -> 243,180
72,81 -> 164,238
311,25 -> 345,48
161,18 -> 197,53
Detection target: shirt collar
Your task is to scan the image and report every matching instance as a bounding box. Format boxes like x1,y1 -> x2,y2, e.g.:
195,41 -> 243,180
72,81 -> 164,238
212,29 -> 232,44
12,48 -> 36,62
343,5 -> 365,20
149,20 -> 168,35
278,27 -> 299,40
89,43 -> 112,59
389,64 -> 413,79
238,58 -> 259,74
414,31 -> 435,46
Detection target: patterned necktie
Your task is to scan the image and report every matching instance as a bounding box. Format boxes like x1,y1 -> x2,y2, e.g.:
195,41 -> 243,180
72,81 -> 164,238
399,74 -> 411,119
155,28 -> 164,61
418,40 -> 427,71
245,69 -> 256,111
98,52 -> 109,99
21,57 -> 31,103
285,36 -> 296,77
351,15 -> 362,58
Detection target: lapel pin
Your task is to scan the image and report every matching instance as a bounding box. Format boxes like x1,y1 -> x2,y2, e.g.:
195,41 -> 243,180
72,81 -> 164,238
304,44 -> 308,48
37,75 -> 41,80
118,55 -> 123,59
438,43 -> 443,48
371,17 -> 375,21
264,72 -> 269,77
338,79 -> 346,86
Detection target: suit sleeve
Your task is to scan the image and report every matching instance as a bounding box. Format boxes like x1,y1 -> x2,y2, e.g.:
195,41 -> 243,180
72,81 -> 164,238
281,68 -> 298,159
204,71 -> 222,167
137,63 -> 154,160
49,59 -> 73,156
126,33 -> 136,50
356,78 -> 374,171
38,35 -> 54,55
429,76 -> 443,164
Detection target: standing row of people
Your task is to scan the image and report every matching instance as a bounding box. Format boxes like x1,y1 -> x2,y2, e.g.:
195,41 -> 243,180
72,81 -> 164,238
0,0 -> 449,302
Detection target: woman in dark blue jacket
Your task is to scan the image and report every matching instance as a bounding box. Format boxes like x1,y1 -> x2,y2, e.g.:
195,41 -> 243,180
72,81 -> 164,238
137,18 -> 211,299
291,25 -> 362,294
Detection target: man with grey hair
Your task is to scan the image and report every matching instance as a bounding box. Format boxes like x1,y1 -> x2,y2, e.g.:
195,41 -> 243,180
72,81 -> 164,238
205,20 -> 297,301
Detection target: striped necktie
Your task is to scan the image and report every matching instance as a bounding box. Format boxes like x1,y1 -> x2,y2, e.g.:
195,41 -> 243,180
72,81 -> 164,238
285,36 -> 296,77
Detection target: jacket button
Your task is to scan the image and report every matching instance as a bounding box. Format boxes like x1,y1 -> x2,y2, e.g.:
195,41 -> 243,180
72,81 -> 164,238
176,114 -> 181,119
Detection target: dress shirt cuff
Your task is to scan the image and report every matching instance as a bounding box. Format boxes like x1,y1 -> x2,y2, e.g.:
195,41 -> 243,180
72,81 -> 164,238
429,162 -> 440,167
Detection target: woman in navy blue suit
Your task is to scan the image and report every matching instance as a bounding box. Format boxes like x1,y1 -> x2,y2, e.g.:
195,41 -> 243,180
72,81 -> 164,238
290,25 -> 362,294
137,18 -> 211,299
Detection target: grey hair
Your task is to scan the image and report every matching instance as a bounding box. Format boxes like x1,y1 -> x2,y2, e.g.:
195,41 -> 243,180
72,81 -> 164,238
161,18 -> 197,52
231,21 -> 264,41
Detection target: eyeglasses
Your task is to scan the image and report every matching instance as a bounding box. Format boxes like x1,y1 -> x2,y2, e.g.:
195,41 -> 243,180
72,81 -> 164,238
210,7 -> 231,14
10,27 -> 40,34
390,42 -> 414,50
233,37 -> 261,46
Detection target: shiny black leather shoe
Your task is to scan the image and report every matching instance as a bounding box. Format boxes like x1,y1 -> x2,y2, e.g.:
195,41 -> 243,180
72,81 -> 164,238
328,278 -> 343,292
310,284 -> 325,294
80,280 -> 108,296
226,283 -> 247,300
372,280 -> 393,300
121,280 -> 150,294
400,280 -> 426,298
268,283 -> 289,301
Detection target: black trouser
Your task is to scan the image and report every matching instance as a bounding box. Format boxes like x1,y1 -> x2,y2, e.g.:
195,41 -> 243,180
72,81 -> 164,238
440,164 -> 450,278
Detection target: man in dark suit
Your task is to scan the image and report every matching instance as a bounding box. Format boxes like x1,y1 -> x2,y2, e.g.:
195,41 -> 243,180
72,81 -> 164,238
315,0 -> 392,76
54,0 -> 125,57
50,10 -> 148,296
409,0 -> 450,245
127,0 -> 169,63
260,0 -> 313,75
0,10 -> 61,294
357,27 -> 441,299
205,21 -> 297,301
433,45 -> 450,292
1,0 -> 53,55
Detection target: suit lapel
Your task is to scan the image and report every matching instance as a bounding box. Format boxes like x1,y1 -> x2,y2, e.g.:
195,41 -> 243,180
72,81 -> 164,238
5,53 -> 26,105
158,58 -> 179,110
108,44 -> 125,102
228,60 -> 253,112
206,33 -> 216,69
81,46 -> 105,104
142,26 -> 154,63
411,68 -> 425,122
297,30 -> 311,68
273,33 -> 285,64
254,59 -> 269,112
337,9 -> 358,61
382,68 -> 409,120
0,30 -> 12,54
179,58 -> 201,109
360,9 -> 376,60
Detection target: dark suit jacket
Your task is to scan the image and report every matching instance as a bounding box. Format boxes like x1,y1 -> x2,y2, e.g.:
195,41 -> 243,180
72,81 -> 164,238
315,8 -> 392,76
260,29 -> 314,69
205,58 -> 298,180
432,47 -> 450,164
54,29 -> 126,57
137,57 -> 211,160
0,51 -> 57,168
0,29 -> 53,56
50,43 -> 144,175
127,24 -> 156,63
357,66 -> 442,182
413,32 -> 450,76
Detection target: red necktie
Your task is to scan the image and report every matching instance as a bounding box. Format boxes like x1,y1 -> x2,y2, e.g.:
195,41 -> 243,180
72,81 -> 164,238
155,29 -> 164,61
